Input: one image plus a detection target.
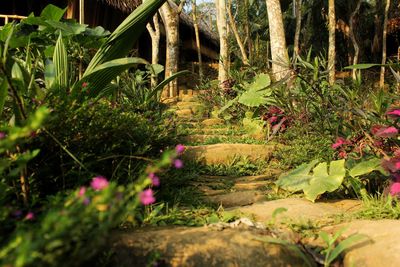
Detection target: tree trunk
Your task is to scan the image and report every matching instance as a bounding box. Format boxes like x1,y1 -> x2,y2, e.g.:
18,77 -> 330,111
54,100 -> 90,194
328,0 -> 336,85
379,0 -> 390,89
349,0 -> 362,80
293,0 -> 302,58
265,0 -> 290,81
227,0 -> 249,65
191,0 -> 203,81
244,0 -> 253,62
215,0 -> 229,83
146,13 -> 161,87
160,1 -> 184,98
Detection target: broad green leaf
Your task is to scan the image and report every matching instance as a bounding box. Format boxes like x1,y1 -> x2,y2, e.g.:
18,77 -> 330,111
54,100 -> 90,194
73,57 -> 149,97
0,78 -> 8,116
46,21 -> 87,36
11,62 -> 25,89
304,160 -> 346,202
85,0 -> 166,75
349,158 -> 387,178
275,160 -> 319,192
40,5 -> 66,22
238,73 -> 274,107
148,64 -> 164,76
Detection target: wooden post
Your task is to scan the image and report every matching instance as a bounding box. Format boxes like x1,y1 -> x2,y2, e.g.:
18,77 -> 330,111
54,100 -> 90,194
79,0 -> 84,24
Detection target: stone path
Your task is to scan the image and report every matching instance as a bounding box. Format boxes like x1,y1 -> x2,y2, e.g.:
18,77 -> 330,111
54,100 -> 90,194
108,91 -> 400,267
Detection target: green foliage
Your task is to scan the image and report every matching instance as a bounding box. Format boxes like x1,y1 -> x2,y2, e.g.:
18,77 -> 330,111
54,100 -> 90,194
237,73 -> 274,107
276,157 -> 389,201
356,194 -> 400,220
318,228 -> 368,267
0,149 -> 177,267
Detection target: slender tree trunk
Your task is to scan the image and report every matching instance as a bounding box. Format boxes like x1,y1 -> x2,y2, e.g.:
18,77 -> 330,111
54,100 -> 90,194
216,0 -> 229,83
244,0 -> 253,62
227,0 -> 249,65
160,1 -> 185,97
293,0 -> 302,58
265,0 -> 290,81
379,0 -> 390,89
146,13 -> 161,87
328,0 -> 336,85
191,0 -> 203,81
349,0 -> 362,80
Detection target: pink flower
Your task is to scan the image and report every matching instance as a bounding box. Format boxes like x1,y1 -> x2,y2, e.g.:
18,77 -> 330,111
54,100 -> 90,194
90,176 -> 109,191
390,182 -> 400,196
387,109 -> 400,117
175,144 -> 185,154
78,186 -> 86,197
332,137 -> 349,149
382,158 -> 400,173
82,82 -> 88,88
0,132 -> 5,139
268,116 -> 278,123
25,212 -> 34,220
374,126 -> 398,138
139,189 -> 155,205
392,173 -> 400,183
148,173 -> 160,187
173,159 -> 183,169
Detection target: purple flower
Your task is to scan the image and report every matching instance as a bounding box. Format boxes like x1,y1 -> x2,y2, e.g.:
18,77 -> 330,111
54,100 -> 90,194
148,173 -> 160,187
90,176 -> 109,191
139,189 -> 155,205
374,126 -> 398,138
387,109 -> 400,117
0,132 -> 6,139
390,182 -> 400,196
25,212 -> 34,220
173,159 -> 184,169
175,144 -> 185,154
78,187 -> 86,197
13,210 -> 23,218
83,197 -> 90,205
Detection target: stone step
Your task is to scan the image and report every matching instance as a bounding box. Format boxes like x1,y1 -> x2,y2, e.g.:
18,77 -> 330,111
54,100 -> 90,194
232,198 -> 362,223
109,227 -> 307,267
201,118 -> 225,127
181,134 -> 231,144
204,190 -> 267,208
183,143 -> 278,165
175,108 -> 193,118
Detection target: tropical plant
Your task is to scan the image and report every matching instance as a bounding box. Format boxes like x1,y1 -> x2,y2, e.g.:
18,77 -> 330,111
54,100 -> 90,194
275,158 -> 387,201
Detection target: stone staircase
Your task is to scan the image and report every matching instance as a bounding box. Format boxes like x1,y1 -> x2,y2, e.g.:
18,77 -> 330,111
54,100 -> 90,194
106,89 -> 400,267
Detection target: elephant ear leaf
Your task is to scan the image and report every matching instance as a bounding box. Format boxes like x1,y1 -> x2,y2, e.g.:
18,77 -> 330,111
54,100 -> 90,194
276,159 -> 346,202
303,160 -> 346,202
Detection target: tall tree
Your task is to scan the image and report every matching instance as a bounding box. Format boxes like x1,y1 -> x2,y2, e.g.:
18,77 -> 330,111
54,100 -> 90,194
227,0 -> 249,65
265,0 -> 290,81
328,0 -> 336,85
215,0 -> 229,83
379,0 -> 391,89
159,0 -> 185,97
146,10 -> 161,87
191,0 -> 203,81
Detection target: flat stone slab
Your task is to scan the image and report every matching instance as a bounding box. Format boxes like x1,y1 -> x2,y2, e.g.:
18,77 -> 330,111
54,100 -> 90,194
182,134 -> 230,143
175,108 -> 193,118
324,220 -> 400,267
183,143 -> 278,165
206,190 -> 266,207
109,227 -> 309,267
201,118 -> 225,127
234,198 -> 362,223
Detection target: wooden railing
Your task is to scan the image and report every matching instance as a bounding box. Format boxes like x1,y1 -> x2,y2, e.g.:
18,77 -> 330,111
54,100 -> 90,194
0,14 -> 27,25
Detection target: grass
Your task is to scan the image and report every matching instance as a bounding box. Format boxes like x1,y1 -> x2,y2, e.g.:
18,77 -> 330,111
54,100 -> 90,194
355,193 -> 400,220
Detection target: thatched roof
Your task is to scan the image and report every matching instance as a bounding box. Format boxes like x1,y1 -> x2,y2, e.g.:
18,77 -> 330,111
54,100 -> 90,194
100,0 -> 218,46
101,0 -> 141,13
